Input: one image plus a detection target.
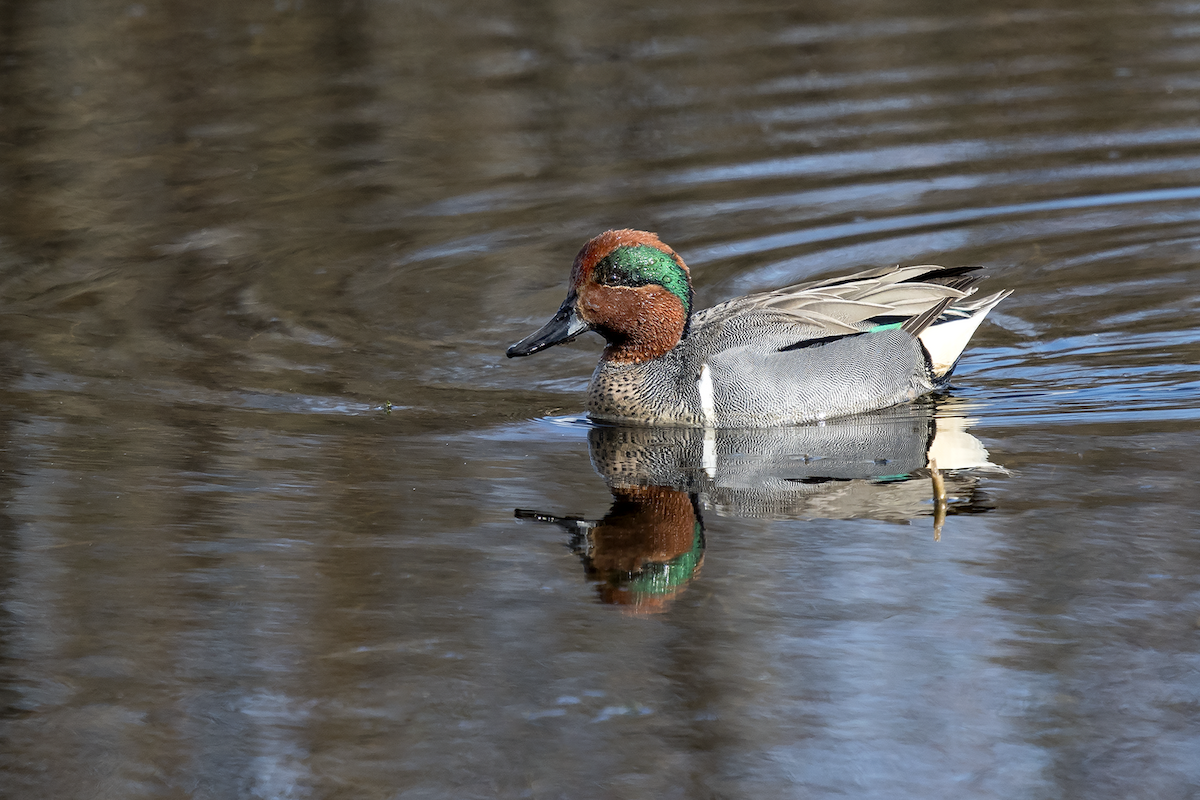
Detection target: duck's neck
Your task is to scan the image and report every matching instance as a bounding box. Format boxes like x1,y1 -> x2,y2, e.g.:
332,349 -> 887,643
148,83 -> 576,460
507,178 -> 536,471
603,337 -> 679,364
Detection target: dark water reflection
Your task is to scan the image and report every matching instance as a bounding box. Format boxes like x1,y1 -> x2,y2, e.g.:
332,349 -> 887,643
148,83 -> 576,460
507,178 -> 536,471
1,0 -> 1199,797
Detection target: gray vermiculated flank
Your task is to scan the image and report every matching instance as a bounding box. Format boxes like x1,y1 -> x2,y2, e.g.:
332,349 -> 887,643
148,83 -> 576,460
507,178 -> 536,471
587,311 -> 934,427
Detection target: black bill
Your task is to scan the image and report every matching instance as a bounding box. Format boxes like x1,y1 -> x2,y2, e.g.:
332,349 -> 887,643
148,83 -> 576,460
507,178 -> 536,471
506,296 -> 592,357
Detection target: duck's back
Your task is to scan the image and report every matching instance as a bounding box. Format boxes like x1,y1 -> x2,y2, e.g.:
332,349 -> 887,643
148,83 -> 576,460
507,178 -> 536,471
585,262 -> 1006,427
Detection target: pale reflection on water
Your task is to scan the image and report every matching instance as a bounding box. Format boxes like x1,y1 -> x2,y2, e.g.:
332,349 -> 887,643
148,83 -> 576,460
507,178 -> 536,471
1,0 -> 1199,797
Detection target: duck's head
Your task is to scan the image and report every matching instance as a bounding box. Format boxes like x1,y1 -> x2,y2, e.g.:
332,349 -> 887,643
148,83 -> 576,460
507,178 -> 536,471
506,229 -> 693,364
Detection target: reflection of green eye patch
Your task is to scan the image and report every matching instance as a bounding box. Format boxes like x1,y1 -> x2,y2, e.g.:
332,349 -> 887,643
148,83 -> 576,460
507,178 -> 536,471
593,245 -> 691,315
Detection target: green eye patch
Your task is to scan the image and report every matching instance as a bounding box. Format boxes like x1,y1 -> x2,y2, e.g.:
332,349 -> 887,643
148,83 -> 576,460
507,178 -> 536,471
593,245 -> 692,315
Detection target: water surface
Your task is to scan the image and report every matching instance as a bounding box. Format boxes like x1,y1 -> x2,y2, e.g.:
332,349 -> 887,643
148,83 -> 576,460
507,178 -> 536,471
0,0 -> 1198,798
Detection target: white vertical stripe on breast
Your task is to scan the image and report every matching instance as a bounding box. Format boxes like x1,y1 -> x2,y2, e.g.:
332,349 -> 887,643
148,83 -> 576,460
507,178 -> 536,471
698,363 -> 716,427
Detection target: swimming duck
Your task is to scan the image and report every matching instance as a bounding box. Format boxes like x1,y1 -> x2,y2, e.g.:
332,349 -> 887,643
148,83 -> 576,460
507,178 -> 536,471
507,230 -> 1010,427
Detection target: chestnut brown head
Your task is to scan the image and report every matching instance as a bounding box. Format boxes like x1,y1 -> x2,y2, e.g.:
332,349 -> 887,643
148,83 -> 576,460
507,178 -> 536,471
507,230 -> 693,364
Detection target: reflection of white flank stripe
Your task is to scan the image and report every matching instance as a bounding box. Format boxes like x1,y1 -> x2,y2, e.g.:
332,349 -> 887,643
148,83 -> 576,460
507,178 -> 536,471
699,366 -> 717,477
698,363 -> 716,427
703,428 -> 716,478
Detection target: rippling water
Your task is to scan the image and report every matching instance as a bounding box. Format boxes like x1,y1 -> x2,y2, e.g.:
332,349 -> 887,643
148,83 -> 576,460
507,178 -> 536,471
0,0 -> 1198,798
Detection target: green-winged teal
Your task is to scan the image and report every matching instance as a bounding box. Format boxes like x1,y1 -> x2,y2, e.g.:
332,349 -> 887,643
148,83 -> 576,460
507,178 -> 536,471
507,230 -> 1010,427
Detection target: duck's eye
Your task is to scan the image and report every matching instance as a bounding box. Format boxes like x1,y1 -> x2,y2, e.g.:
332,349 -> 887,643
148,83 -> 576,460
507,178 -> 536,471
593,257 -> 632,287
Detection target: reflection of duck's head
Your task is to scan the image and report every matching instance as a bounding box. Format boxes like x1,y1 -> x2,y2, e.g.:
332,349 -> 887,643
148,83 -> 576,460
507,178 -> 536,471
517,485 -> 704,615
590,486 -> 704,614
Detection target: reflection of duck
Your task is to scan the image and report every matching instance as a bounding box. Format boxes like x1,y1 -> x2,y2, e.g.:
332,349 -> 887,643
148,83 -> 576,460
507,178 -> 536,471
508,230 -> 1010,427
589,403 -> 997,524
517,403 -> 1001,612
517,486 -> 704,615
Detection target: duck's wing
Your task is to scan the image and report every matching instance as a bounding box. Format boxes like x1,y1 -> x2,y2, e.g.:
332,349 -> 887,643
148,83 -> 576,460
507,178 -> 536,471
693,265 -> 985,336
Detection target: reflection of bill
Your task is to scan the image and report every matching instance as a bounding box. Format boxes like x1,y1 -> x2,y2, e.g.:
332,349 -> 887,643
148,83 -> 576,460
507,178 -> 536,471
517,402 -> 1003,613
518,486 -> 705,615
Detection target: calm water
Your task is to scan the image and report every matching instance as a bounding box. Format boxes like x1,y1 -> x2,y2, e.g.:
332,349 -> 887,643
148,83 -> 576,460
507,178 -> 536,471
1,0 -> 1199,797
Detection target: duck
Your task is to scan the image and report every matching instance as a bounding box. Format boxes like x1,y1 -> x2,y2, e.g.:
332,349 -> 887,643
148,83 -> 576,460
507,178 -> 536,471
507,229 -> 1011,428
